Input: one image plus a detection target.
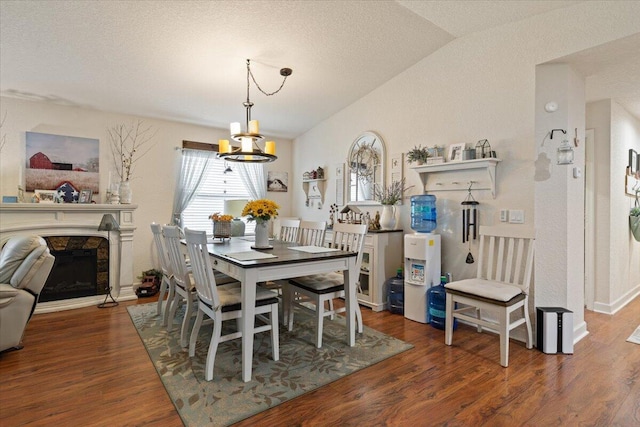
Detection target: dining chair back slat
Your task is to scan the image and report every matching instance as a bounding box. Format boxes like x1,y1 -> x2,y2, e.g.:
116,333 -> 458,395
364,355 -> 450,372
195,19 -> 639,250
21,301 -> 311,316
328,222 -> 368,272
184,228 -> 220,310
297,220 -> 327,246
278,219 -> 300,243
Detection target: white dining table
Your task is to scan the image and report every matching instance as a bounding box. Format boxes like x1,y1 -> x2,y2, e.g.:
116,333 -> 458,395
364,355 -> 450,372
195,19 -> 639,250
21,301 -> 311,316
206,237 -> 359,382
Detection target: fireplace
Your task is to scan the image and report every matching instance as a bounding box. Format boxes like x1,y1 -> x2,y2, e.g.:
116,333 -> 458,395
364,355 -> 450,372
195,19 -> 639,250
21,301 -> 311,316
40,236 -> 109,302
0,203 -> 137,313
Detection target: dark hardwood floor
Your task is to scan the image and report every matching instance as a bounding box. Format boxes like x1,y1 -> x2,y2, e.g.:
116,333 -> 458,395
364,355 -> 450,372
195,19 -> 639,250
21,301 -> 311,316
1,294 -> 639,426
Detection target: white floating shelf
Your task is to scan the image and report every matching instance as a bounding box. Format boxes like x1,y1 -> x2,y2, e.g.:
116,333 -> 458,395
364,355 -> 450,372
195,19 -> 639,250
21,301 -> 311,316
410,158 -> 502,198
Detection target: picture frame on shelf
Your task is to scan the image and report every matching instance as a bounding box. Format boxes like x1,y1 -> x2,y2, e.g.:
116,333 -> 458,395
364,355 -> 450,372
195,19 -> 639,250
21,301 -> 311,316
79,189 -> 93,203
447,143 -> 465,162
34,189 -> 58,203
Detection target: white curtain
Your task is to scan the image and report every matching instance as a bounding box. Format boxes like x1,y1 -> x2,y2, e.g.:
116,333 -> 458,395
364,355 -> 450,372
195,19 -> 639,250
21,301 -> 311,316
237,162 -> 267,200
171,148 -> 216,226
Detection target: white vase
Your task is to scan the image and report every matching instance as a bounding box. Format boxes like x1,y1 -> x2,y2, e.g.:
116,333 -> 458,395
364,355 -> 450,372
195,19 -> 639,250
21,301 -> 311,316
253,219 -> 270,248
119,180 -> 132,204
380,205 -> 396,230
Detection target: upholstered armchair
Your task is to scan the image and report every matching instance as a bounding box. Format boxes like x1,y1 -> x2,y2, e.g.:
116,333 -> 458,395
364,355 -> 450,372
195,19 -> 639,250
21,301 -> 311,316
0,235 -> 55,353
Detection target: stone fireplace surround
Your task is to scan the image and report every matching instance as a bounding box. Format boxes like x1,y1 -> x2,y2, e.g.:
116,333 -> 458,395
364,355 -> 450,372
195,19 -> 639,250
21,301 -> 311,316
0,203 -> 137,313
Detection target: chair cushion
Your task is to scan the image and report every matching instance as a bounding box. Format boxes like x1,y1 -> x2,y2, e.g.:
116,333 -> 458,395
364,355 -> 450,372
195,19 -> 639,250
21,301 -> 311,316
214,271 -> 237,285
289,271 -> 344,294
217,282 -> 279,312
445,278 -> 522,302
0,236 -> 46,284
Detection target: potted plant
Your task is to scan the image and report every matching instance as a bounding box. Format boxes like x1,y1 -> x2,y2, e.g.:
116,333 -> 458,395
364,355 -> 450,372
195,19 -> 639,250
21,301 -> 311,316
406,145 -> 431,165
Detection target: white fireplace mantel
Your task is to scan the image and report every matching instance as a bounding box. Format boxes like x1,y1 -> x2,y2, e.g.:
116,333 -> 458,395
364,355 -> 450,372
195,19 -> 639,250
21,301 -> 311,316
0,203 -> 138,313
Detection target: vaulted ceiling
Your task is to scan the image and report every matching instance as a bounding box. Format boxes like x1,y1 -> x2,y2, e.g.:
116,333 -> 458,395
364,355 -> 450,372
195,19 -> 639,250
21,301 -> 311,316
1,1 -> 638,139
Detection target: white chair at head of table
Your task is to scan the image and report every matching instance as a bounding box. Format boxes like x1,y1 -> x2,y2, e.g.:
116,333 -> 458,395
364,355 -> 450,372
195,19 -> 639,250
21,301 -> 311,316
184,228 -> 280,381
286,222 -> 366,348
444,225 -> 535,367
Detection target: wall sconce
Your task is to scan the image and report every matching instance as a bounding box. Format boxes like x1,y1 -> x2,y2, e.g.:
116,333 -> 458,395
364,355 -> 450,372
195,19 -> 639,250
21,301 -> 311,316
557,139 -> 574,165
550,129 -> 573,165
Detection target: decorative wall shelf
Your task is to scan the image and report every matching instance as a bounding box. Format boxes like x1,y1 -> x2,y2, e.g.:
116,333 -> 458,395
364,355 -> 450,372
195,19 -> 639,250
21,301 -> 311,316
411,158 -> 501,198
302,179 -> 326,204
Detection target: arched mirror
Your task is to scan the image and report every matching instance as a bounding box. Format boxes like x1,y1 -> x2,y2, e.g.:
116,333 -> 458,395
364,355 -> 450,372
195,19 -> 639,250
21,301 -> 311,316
347,131 -> 385,203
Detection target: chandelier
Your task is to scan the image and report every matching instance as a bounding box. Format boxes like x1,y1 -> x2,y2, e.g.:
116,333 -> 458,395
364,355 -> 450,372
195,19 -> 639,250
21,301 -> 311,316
218,59 -> 292,163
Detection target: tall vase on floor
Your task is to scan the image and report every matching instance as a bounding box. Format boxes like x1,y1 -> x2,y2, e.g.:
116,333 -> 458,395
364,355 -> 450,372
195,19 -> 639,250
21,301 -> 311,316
380,205 -> 396,230
119,180 -> 132,204
253,219 -> 271,248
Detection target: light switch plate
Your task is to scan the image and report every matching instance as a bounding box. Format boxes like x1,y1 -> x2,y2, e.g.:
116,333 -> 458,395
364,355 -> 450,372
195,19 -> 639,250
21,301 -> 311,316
500,209 -> 508,222
509,209 -> 525,224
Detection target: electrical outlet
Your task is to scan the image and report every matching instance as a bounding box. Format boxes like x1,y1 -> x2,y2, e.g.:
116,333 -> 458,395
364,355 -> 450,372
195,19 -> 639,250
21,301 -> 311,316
509,209 -> 525,224
500,209 -> 508,222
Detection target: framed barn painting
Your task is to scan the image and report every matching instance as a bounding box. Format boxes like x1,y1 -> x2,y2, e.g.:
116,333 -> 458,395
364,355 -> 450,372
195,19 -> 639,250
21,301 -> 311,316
25,132 -> 99,193
267,171 -> 288,192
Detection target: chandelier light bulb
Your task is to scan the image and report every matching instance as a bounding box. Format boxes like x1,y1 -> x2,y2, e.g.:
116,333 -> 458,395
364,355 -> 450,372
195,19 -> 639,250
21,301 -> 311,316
248,120 -> 259,134
265,141 -> 275,155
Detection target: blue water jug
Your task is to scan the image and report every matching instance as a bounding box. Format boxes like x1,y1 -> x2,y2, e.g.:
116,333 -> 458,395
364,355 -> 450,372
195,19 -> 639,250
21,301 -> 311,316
410,195 -> 437,233
427,275 -> 456,330
386,268 -> 404,315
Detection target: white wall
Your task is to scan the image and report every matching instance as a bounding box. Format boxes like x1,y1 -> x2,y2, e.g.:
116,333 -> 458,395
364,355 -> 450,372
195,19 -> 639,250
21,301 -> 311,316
292,2 -> 640,338
534,63 -> 586,338
0,96 -> 294,283
587,99 -> 640,313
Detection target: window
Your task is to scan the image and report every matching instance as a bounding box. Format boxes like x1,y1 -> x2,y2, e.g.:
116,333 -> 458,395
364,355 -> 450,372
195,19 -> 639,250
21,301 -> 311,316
181,159 -> 255,235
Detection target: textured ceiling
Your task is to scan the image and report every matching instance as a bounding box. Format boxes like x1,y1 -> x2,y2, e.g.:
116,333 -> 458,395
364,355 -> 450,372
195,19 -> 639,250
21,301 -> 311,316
1,0 -> 638,139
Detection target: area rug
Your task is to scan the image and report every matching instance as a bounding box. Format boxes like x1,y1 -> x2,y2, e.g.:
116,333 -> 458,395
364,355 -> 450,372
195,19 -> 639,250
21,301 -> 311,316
627,325 -> 640,344
127,303 -> 413,426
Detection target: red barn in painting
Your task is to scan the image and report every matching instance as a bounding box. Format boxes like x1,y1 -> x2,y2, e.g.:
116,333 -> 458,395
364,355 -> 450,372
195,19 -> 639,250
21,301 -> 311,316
30,152 -> 53,169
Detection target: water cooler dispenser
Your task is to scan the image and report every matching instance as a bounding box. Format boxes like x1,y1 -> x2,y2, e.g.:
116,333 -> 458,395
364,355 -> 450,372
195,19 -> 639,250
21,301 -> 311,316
403,194 -> 441,323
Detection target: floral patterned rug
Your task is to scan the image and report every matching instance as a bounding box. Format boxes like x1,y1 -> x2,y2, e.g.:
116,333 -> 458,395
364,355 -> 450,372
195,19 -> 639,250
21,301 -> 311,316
128,303 -> 413,426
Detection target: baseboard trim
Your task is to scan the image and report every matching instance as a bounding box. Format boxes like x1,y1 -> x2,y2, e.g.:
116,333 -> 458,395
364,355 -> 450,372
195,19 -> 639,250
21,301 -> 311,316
593,284 -> 640,315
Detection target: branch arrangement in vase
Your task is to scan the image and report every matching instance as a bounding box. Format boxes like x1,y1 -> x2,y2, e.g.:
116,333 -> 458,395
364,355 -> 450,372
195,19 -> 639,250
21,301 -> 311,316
108,120 -> 157,182
374,177 -> 414,205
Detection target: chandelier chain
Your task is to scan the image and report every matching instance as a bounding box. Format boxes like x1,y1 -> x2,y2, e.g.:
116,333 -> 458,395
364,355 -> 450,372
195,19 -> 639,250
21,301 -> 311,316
247,61 -> 290,97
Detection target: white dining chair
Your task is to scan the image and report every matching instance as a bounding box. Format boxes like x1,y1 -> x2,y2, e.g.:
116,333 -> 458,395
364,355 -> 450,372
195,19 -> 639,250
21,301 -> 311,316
297,220 -> 327,246
444,225 -> 535,367
278,218 -> 300,243
150,223 -> 174,325
286,222 -> 366,348
280,220 -> 328,324
184,228 -> 279,381
163,225 -> 197,348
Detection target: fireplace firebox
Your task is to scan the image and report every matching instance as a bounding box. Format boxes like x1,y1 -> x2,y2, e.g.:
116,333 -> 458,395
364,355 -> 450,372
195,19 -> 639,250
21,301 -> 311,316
41,236 -> 109,302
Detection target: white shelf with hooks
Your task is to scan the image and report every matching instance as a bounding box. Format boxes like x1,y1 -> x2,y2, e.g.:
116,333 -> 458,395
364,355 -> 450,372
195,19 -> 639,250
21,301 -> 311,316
410,158 -> 501,198
302,179 -> 326,204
